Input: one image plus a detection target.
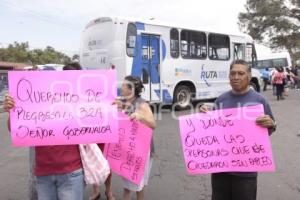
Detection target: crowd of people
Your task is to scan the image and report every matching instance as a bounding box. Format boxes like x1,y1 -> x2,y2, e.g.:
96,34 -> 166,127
261,65 -> 300,100
3,63 -> 156,200
3,60 -> 277,200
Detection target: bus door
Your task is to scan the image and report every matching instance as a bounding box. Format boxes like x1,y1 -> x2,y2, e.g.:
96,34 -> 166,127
141,34 -> 161,102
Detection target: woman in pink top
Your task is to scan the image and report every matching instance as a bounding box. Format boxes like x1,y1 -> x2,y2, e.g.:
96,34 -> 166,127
273,67 -> 286,100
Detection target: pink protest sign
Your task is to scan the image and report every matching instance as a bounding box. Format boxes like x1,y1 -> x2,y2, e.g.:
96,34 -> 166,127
179,104 -> 275,175
8,70 -> 118,147
104,112 -> 153,185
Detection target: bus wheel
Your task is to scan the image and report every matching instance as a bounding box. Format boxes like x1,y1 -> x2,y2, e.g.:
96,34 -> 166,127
249,82 -> 258,91
174,85 -> 192,110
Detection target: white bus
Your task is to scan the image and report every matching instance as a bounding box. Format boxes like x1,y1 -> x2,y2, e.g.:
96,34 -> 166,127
80,17 -> 262,109
256,52 -> 292,70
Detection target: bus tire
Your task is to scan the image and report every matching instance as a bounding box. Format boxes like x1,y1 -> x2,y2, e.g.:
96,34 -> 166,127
173,85 -> 192,110
249,82 -> 258,92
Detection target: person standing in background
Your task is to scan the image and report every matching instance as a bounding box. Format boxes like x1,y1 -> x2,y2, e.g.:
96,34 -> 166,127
270,67 -> 278,95
273,67 -> 286,100
296,65 -> 300,90
262,68 -> 270,91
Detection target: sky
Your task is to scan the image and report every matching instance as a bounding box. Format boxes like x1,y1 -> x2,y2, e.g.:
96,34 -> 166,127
0,0 -> 273,57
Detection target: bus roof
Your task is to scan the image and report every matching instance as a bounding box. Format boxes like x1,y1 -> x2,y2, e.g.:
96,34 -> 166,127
85,16 -> 253,42
257,52 -> 291,60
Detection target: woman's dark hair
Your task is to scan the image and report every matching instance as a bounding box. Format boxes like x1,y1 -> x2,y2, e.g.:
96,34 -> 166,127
63,62 -> 82,70
278,66 -> 284,72
124,76 -> 144,97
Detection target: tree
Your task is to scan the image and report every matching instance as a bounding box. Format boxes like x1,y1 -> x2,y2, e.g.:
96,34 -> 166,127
72,54 -> 80,62
0,42 -> 30,63
0,42 -> 71,65
239,0 -> 300,65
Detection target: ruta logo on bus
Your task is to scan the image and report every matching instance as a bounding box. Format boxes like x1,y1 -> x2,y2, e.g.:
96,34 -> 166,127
200,65 -> 228,86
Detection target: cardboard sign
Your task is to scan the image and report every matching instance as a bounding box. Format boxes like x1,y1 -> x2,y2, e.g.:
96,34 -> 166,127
8,70 -> 118,146
179,104 -> 275,174
104,112 -> 153,185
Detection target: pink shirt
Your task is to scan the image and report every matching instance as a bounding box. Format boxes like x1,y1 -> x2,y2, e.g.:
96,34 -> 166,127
273,72 -> 285,84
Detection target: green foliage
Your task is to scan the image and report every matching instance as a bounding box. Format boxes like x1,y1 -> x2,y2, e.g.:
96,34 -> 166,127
0,42 -> 72,65
239,0 -> 300,64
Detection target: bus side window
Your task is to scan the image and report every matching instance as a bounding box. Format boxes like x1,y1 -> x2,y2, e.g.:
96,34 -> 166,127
170,28 -> 179,58
191,31 -> 207,59
257,60 -> 263,68
181,40 -> 189,57
181,30 -> 189,58
126,23 -> 137,57
142,46 -> 149,60
273,58 -> 287,68
208,34 -> 230,60
181,30 -> 207,59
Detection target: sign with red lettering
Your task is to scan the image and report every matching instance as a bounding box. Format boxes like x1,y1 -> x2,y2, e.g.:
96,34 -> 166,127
104,112 -> 153,185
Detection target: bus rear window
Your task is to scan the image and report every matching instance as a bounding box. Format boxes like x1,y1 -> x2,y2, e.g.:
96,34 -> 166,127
126,23 -> 137,57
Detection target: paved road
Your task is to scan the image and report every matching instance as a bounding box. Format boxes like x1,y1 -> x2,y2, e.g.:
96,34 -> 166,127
0,90 -> 300,200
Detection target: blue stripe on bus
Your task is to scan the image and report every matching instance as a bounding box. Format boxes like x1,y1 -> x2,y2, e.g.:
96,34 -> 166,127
200,65 -> 212,87
155,89 -> 173,103
136,22 -> 145,30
